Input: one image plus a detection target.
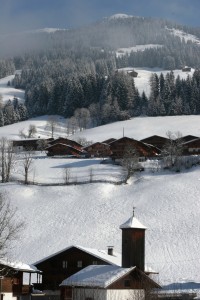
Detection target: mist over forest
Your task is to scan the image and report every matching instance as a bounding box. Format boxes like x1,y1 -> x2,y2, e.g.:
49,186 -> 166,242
1,15 -> 200,127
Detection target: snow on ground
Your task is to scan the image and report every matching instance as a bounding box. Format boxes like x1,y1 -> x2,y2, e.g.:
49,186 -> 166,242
0,114 -> 200,143
116,45 -> 163,58
2,166 -> 200,291
73,115 -> 200,142
0,71 -> 24,103
1,70 -> 200,290
13,155 -> 122,184
118,67 -> 195,96
0,115 -> 200,291
167,27 -> 200,45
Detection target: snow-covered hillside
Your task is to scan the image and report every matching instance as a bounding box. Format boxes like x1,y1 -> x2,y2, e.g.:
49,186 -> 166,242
116,45 -> 163,58
0,116 -> 200,292
0,72 -> 24,103
1,68 -> 200,291
167,27 -> 200,46
118,67 -> 195,96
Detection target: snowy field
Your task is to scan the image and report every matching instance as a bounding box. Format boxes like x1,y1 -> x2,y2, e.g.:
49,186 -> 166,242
0,72 -> 24,103
0,115 -> 199,292
1,71 -> 200,292
116,44 -> 163,58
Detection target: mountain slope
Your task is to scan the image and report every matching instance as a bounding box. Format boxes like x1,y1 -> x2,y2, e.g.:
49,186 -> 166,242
0,116 -> 200,290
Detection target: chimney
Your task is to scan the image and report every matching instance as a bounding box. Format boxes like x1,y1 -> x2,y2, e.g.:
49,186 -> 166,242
107,246 -> 114,256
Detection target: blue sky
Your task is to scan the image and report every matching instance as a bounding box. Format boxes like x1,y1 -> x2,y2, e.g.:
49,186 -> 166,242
0,0 -> 200,33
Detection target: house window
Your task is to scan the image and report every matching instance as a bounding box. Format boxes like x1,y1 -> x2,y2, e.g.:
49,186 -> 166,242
62,261 -> 67,268
77,260 -> 82,268
92,261 -> 98,265
124,279 -> 131,287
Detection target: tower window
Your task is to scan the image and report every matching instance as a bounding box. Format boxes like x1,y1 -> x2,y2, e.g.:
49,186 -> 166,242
124,279 -> 131,287
62,261 -> 67,268
77,260 -> 82,268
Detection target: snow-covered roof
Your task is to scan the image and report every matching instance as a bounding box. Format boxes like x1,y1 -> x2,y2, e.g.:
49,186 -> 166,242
0,258 -> 40,273
33,245 -> 121,267
120,215 -> 147,229
60,265 -> 136,288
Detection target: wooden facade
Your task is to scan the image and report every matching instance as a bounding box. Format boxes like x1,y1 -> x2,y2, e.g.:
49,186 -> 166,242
48,138 -> 82,151
140,135 -> 169,150
110,137 -> 159,160
121,229 -> 145,271
33,246 -> 120,291
181,135 -> 199,143
84,142 -> 111,157
45,144 -> 85,157
0,260 -> 41,300
182,138 -> 200,154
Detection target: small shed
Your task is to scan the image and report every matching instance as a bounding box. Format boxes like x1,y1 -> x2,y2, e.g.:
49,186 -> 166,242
60,265 -> 160,300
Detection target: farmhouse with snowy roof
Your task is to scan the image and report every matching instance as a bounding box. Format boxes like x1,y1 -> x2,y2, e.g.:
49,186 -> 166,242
0,258 -> 41,300
60,211 -> 160,300
33,245 -> 121,294
110,136 -> 159,161
84,142 -> 112,157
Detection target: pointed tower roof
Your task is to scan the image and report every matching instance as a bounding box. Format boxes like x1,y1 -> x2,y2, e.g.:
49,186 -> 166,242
120,208 -> 147,229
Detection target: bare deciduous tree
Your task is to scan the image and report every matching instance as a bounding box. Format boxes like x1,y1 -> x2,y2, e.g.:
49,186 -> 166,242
0,138 -> 15,183
21,149 -> 34,184
63,167 -> 71,185
46,116 -> 59,138
0,195 -> 24,259
28,124 -> 37,138
121,144 -> 140,183
74,108 -> 91,131
18,128 -> 27,139
67,116 -> 78,135
162,131 -> 184,169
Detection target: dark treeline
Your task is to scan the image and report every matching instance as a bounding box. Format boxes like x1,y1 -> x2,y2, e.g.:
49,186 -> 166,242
0,97 -> 28,126
0,59 -> 15,79
1,15 -> 200,126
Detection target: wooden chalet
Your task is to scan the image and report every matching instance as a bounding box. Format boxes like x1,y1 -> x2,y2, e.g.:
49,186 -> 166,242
48,138 -> 82,151
140,135 -> 169,150
84,142 -> 111,157
0,259 -> 41,300
181,135 -> 199,143
182,66 -> 191,72
45,144 -> 85,157
12,138 -> 51,152
127,69 -> 138,77
110,137 -> 159,161
182,138 -> 200,155
60,211 -> 160,300
33,245 -> 121,293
